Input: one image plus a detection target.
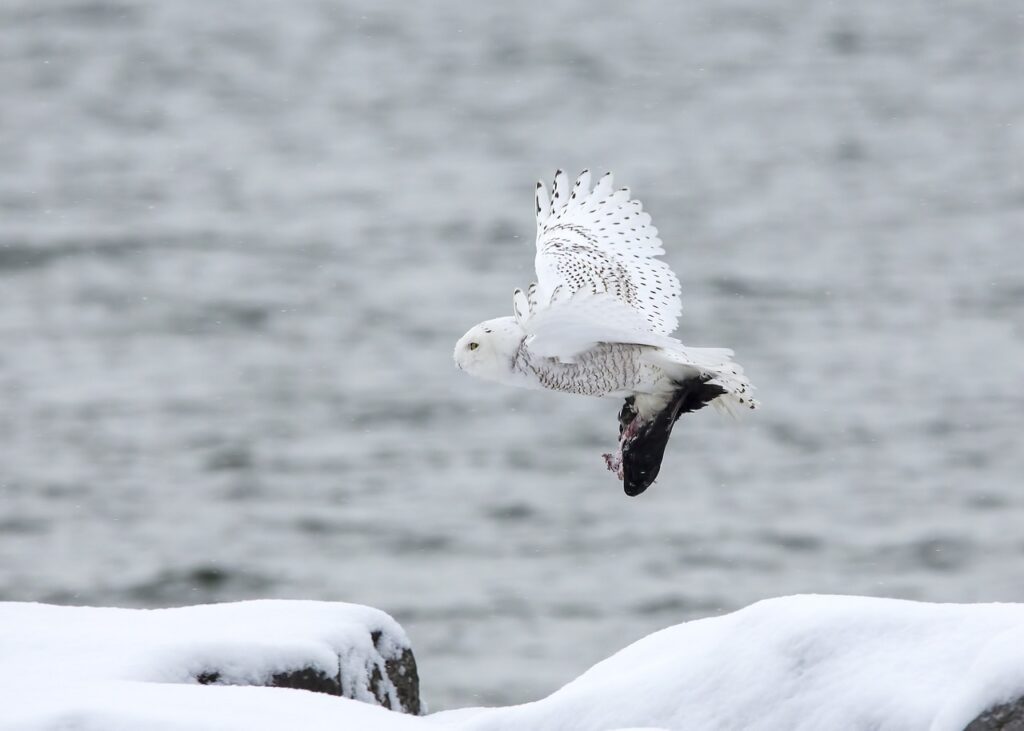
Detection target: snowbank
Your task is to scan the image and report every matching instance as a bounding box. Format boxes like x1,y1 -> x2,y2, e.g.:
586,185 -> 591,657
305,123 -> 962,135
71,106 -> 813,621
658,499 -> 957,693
440,595 -> 1024,731
8,682 -> 427,731
5,596 -> 1024,730
0,599 -> 422,724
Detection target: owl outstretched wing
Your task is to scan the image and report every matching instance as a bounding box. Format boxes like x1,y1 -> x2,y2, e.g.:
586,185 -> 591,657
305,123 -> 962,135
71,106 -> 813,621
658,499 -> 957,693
512,170 -> 683,361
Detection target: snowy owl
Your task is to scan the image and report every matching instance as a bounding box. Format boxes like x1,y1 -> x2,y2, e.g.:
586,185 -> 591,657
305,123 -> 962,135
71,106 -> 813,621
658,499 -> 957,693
454,169 -> 757,496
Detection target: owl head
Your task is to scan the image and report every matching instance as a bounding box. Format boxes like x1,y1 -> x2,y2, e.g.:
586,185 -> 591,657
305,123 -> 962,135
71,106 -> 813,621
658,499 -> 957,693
453,316 -> 526,385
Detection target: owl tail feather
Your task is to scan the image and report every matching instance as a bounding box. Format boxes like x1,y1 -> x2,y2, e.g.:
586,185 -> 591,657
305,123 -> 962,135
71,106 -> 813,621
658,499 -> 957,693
648,345 -> 759,417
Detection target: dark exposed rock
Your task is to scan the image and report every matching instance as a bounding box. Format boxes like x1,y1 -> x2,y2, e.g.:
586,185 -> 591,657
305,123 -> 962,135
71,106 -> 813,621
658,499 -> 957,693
272,666 -> 344,696
197,668 -> 343,696
192,626 -> 421,715
965,698 -> 1024,731
373,630 -> 422,715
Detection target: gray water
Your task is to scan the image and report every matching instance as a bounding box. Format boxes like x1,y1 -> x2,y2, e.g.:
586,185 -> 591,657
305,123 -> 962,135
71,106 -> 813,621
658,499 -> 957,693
2,0 -> 1023,711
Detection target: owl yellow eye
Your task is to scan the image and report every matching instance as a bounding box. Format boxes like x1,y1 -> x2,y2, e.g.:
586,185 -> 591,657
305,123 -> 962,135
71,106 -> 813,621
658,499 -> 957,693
468,342 -> 479,351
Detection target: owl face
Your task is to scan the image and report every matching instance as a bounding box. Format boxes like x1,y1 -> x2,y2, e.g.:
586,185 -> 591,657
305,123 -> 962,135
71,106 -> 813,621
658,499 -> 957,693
453,316 -> 524,384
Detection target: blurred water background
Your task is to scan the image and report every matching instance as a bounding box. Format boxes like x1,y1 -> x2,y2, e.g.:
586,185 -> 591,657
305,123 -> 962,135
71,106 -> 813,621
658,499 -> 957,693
2,0 -> 1023,711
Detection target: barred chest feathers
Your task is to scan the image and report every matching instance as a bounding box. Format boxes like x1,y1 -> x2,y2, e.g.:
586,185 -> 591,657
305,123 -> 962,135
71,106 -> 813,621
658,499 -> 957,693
512,341 -> 668,400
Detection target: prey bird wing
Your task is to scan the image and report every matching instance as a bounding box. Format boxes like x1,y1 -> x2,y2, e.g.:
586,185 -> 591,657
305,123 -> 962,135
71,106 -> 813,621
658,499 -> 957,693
515,170 -> 683,362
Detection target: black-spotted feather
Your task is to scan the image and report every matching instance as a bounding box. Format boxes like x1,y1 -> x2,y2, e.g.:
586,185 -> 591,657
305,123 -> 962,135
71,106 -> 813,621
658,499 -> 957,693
532,170 -> 682,337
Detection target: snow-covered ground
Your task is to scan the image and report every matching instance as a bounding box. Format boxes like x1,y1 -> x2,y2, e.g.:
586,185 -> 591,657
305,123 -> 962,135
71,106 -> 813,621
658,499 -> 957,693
6,595 -> 1024,730
10,683 -> 427,731
1,599 -> 420,728
442,594 -> 1024,731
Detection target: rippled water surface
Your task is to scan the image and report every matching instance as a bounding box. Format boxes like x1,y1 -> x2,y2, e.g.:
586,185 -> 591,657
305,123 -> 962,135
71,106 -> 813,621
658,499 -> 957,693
2,0 -> 1023,710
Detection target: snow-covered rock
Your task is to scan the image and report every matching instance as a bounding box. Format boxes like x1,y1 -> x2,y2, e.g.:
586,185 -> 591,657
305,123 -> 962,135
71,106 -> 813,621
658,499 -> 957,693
0,599 -> 422,720
964,698 -> 1024,731
438,595 -> 1024,731
6,595 -> 1024,730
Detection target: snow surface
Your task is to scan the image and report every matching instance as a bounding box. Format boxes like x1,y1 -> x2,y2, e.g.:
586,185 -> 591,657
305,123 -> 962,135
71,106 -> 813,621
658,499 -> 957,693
6,596 -> 1024,730
0,599 -> 416,728
8,682 -> 427,731
442,595 -> 1024,731
0,599 -> 409,689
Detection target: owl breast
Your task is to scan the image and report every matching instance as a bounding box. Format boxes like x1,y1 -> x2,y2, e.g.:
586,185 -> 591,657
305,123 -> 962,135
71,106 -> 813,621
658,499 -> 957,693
514,342 -> 666,397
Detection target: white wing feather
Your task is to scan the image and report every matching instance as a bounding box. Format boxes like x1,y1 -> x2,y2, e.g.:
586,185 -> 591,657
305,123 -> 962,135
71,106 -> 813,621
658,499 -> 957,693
523,289 -> 679,361
531,169 -> 682,337
516,169 -> 683,362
